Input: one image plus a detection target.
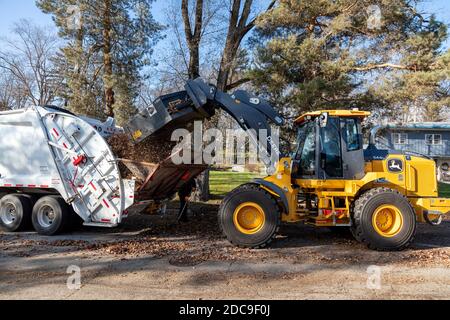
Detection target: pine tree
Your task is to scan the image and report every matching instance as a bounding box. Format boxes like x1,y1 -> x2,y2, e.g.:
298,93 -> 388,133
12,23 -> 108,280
377,17 -> 449,122
249,0 -> 449,124
37,0 -> 162,124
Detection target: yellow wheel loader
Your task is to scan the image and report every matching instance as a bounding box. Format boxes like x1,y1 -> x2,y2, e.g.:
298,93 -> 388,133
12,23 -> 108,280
219,110 -> 450,251
126,81 -> 448,251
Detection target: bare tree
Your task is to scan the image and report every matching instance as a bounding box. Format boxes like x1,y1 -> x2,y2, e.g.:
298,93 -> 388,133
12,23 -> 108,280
0,20 -> 63,107
217,0 -> 276,91
182,0 -> 204,79
155,0 -> 224,89
0,73 -> 29,111
0,74 -> 14,111
154,1 -> 277,201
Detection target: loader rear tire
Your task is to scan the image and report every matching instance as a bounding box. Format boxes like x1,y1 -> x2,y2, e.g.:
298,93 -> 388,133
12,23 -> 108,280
0,195 -> 32,232
351,188 -> 416,251
32,196 -> 70,236
219,184 -> 280,248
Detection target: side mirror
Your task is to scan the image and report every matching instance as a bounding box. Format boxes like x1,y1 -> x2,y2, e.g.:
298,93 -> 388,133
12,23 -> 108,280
319,112 -> 328,128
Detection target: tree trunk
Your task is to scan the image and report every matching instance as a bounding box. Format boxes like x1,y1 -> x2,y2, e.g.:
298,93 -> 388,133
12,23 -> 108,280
217,42 -> 238,91
103,0 -> 114,117
181,0 -> 209,200
217,0 -> 276,91
181,0 -> 203,79
189,44 -> 200,79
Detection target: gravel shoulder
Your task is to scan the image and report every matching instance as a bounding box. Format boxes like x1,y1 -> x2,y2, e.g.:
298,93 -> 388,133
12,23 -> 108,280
0,202 -> 449,300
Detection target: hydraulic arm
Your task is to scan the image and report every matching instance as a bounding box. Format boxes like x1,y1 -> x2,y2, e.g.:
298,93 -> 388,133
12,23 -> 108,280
125,78 -> 284,167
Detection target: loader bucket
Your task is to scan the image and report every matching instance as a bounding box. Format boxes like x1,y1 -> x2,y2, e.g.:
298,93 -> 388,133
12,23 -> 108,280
125,90 -> 215,143
120,157 -> 207,201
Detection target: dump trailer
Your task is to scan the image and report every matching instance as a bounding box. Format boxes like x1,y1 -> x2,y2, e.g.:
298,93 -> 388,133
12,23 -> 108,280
219,110 -> 450,251
0,79 -> 282,235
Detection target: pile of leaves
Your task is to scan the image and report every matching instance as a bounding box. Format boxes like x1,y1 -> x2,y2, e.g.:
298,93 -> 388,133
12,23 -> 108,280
107,133 -> 177,164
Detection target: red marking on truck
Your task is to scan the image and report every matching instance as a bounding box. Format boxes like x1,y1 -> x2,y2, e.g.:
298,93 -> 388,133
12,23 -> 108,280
40,185 -> 49,188
53,128 -> 60,137
63,142 -> 68,149
4,184 -> 12,187
89,182 -> 97,191
73,155 -> 86,166
129,196 -> 134,199
16,184 -> 24,187
102,199 -> 110,208
28,184 -> 36,188
181,171 -> 191,181
101,219 -> 111,223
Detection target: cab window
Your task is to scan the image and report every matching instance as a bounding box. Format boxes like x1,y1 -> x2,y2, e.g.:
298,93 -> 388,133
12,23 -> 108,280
343,118 -> 361,151
295,121 -> 316,176
320,117 -> 343,178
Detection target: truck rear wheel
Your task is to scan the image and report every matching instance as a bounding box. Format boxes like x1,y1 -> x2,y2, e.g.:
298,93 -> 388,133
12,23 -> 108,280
219,184 -> 280,248
0,194 -> 32,232
32,196 -> 70,236
351,188 -> 416,251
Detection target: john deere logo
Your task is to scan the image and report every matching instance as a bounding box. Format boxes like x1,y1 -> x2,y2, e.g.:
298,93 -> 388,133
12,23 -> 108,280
388,158 -> 403,173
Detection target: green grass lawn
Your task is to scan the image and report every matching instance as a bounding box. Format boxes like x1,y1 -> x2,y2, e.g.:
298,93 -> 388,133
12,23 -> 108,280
210,171 -> 262,198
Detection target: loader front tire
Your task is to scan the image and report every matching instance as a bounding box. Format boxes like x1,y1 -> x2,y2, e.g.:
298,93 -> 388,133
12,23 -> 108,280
32,196 -> 70,236
351,188 -> 416,251
0,195 -> 32,232
219,184 -> 280,248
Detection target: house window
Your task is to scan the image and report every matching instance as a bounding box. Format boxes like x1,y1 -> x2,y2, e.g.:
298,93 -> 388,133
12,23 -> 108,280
425,134 -> 442,145
392,133 -> 408,145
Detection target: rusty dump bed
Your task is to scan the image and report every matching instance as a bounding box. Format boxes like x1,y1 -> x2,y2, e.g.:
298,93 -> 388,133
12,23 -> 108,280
121,158 -> 207,201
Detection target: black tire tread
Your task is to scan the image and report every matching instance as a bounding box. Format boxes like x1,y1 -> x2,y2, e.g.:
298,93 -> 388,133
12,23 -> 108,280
0,194 -> 32,232
218,183 -> 281,249
32,196 -> 70,235
351,187 -> 416,251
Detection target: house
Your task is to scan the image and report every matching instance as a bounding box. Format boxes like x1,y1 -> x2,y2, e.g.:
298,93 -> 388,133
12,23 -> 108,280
373,123 -> 450,183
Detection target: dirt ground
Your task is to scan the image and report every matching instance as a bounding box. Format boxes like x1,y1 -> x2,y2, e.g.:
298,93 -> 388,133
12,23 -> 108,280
0,202 -> 449,300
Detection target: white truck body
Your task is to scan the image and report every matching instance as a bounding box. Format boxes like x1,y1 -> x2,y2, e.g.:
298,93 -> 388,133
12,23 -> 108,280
0,106 -> 135,227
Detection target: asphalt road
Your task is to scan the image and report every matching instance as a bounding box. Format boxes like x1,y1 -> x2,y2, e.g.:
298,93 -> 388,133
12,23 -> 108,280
1,202 -> 449,300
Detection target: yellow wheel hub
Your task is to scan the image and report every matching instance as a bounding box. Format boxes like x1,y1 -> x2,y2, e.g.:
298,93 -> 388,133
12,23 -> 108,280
233,202 -> 266,235
372,205 -> 403,237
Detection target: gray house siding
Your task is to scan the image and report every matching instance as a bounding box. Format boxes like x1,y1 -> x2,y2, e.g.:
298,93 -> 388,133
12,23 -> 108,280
377,130 -> 450,158
375,126 -> 450,183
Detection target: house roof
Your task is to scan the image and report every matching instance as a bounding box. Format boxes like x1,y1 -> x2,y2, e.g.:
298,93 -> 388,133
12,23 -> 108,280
385,123 -> 450,131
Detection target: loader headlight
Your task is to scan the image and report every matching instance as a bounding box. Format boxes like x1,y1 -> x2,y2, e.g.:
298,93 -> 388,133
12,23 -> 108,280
441,163 -> 449,171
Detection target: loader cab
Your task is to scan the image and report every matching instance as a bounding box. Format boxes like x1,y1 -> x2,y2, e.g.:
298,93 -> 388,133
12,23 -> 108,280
292,110 -> 370,180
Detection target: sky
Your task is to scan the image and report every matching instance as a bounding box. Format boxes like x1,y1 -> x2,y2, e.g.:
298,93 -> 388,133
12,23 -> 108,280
0,0 -> 449,49
0,0 -> 168,32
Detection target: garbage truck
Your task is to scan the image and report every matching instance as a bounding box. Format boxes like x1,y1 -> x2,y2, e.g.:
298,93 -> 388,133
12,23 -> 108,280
0,78 -> 283,235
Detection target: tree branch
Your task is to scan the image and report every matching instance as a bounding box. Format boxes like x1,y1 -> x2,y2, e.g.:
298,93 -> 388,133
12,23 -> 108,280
226,77 -> 251,91
351,63 -> 417,71
181,0 -> 193,44
193,0 -> 204,43
241,0 -> 276,36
